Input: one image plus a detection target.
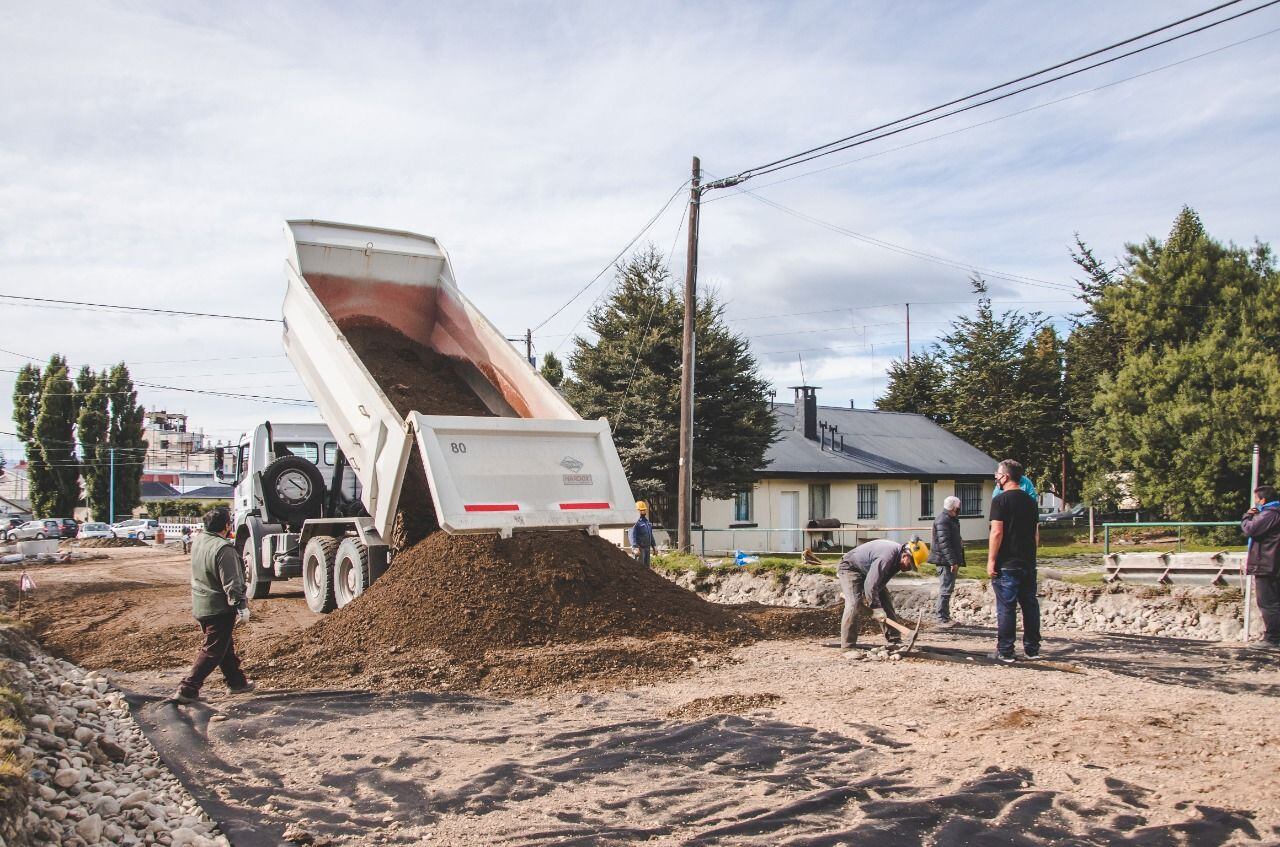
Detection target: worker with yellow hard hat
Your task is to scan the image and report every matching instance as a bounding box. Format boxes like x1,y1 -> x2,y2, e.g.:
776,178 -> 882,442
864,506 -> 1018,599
629,500 -> 658,568
835,536 -> 928,650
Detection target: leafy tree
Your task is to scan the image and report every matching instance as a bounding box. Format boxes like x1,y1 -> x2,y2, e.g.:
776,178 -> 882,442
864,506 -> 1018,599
539,351 -> 564,387
78,367 -> 113,520
564,246 -> 776,523
1063,235 -> 1125,503
875,351 -> 949,424
31,355 -> 81,517
104,364 -> 147,518
937,278 -> 1050,479
0,450 -> 6,480
1083,207 -> 1280,517
12,364 -> 41,442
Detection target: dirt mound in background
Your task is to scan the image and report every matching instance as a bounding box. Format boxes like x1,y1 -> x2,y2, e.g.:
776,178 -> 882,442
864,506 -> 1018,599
74,537 -> 147,549
340,319 -> 495,551
248,531 -> 759,693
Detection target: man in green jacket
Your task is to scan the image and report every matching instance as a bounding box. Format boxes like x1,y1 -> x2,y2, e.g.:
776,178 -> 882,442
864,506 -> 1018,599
173,507 -> 254,703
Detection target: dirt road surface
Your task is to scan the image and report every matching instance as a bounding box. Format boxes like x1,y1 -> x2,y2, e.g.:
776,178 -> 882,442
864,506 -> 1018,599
5,549 -> 1280,845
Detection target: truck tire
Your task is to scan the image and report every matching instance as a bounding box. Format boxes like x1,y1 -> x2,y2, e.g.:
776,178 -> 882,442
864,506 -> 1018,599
302,536 -> 339,614
334,537 -> 371,608
242,541 -> 272,600
261,455 -> 326,527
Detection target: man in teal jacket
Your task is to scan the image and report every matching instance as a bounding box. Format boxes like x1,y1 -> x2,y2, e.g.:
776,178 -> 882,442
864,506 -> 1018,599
174,507 -> 255,703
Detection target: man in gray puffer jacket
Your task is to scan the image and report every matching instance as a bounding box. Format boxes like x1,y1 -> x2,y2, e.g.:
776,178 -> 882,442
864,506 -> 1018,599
927,496 -> 964,625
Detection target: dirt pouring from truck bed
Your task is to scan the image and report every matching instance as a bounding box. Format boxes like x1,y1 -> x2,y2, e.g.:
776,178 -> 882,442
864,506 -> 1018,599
246,530 -> 838,694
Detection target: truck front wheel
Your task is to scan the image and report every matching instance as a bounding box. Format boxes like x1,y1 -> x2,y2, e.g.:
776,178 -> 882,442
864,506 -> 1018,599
302,536 -> 339,614
334,537 -> 371,608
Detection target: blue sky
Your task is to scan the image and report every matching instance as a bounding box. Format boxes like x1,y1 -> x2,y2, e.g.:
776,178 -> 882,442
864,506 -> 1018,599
1,0 -> 1277,456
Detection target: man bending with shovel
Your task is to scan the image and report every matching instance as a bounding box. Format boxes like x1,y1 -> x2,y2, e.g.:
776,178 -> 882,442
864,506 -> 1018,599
838,538 -> 929,650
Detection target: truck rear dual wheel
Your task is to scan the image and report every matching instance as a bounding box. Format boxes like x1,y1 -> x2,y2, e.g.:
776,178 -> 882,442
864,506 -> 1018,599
333,537 -> 371,609
303,536 -> 339,614
242,542 -> 272,600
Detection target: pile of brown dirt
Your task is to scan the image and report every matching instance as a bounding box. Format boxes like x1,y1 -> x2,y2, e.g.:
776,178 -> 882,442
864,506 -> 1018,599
339,319 -> 495,551
248,531 -> 760,693
74,537 -> 147,549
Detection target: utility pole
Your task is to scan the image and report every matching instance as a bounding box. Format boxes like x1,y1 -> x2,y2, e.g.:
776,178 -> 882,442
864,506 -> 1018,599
525,329 -> 534,368
108,447 -> 115,524
677,156 -> 701,552
905,302 -> 911,365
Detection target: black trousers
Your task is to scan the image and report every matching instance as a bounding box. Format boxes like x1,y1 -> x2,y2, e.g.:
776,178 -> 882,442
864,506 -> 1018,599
180,612 -> 246,695
1255,570 -> 1280,645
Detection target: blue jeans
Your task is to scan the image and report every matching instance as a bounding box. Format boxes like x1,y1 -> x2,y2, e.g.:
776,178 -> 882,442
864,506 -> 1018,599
994,567 -> 1040,657
936,565 -> 957,621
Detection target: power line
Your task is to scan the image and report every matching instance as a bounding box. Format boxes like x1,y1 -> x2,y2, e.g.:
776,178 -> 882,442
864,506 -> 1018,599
713,0 -> 1279,186
706,23 -> 1280,200
531,180 -> 690,333
0,367 -> 312,406
0,293 -> 280,323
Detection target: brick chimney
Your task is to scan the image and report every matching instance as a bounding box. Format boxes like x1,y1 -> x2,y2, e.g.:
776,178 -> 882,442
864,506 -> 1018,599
789,385 -> 820,441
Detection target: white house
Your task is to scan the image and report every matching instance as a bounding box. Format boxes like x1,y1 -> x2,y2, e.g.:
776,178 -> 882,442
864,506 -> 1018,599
697,386 -> 999,553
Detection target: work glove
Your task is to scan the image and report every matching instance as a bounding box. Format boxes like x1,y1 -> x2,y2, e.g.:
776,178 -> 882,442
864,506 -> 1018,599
870,608 -> 887,622
236,606 -> 251,625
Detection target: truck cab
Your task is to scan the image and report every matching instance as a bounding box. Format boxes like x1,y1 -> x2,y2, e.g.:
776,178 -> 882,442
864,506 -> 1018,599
216,421 -> 369,609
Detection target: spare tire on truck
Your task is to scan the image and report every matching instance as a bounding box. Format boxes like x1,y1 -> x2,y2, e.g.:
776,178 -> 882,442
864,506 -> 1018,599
261,455 -> 326,528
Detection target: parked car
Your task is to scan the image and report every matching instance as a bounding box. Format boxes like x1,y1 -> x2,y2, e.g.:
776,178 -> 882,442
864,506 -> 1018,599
6,519 -> 61,541
54,518 -> 79,539
78,522 -> 115,539
1040,504 -> 1086,525
3,517 -> 25,532
111,518 -> 160,540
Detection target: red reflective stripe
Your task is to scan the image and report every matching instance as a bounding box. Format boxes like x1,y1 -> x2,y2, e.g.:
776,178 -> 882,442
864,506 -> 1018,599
559,502 -> 611,510
463,503 -> 520,512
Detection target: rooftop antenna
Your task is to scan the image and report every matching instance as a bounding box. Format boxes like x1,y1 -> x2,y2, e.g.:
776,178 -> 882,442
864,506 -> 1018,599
798,353 -> 807,386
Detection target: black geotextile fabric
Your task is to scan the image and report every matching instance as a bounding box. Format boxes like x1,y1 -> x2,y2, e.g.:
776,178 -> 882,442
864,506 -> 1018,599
124,682 -> 1268,846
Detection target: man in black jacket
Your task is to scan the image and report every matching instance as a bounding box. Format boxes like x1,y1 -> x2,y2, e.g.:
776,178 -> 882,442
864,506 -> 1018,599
927,495 -> 964,625
1241,484 -> 1280,649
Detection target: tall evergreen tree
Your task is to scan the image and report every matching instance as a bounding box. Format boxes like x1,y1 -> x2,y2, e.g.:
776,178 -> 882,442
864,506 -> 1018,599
12,363 -> 41,442
1017,324 -> 1066,491
32,355 -> 80,516
1083,207 -> 1280,517
875,351 -> 949,424
105,364 -> 147,518
539,351 -> 564,387
77,367 -> 112,519
564,247 -> 776,522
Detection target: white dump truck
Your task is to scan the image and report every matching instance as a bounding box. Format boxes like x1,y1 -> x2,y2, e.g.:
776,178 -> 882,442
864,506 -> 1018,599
214,220 -> 637,613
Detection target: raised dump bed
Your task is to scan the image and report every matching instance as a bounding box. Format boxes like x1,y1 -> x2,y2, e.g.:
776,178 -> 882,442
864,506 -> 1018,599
223,220 -> 637,613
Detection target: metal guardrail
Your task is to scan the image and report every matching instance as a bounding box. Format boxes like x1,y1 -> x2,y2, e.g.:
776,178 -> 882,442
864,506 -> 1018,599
1105,550 -> 1246,586
694,525 -> 930,556
1101,521 -> 1241,555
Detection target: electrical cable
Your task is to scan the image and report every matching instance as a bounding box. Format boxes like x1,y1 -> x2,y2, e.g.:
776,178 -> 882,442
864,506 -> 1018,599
706,23 -> 1280,201
715,0 -> 1280,185
531,180 -> 690,333
0,293 -> 280,323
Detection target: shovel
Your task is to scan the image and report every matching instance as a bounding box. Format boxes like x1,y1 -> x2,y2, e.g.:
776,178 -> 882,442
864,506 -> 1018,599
878,609 -> 925,654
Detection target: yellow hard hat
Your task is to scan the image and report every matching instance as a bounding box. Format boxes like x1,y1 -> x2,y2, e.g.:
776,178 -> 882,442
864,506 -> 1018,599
905,539 -> 929,568
635,500 -> 648,513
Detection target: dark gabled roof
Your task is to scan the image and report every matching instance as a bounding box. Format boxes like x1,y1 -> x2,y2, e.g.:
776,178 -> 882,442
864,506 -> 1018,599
762,403 -> 997,478
140,481 -> 180,498
178,485 -> 234,499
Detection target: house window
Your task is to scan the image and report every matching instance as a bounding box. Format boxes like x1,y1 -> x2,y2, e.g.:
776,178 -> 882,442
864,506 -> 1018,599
857,484 -> 878,520
920,483 -> 934,518
809,483 -> 830,521
733,488 -> 753,523
956,482 -> 982,516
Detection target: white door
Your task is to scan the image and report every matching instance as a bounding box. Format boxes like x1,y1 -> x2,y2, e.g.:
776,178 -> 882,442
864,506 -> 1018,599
779,491 -> 800,552
883,490 -> 902,542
